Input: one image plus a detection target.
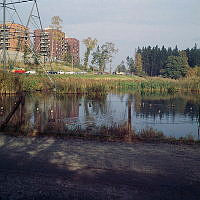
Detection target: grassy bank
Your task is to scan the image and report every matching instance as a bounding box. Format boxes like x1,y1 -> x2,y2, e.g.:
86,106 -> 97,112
0,71 -> 200,94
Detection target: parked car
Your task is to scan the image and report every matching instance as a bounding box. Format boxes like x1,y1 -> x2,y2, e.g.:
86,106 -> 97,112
116,72 -> 126,75
47,71 -> 57,74
75,71 -> 87,75
65,71 -> 76,75
57,71 -> 65,75
12,69 -> 26,74
25,70 -> 36,74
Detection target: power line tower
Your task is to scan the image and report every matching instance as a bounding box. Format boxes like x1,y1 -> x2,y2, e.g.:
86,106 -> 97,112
0,0 -> 55,88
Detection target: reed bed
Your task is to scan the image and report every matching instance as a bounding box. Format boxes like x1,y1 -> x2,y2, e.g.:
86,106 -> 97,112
0,72 -> 22,94
0,72 -> 199,94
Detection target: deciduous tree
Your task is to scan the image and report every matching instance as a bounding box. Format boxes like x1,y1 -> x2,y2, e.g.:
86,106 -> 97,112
91,42 -> 118,72
83,37 -> 98,69
135,53 -> 143,75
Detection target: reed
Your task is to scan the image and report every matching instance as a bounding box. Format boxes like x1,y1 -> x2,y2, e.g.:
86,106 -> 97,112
0,72 -> 22,94
0,71 -> 200,94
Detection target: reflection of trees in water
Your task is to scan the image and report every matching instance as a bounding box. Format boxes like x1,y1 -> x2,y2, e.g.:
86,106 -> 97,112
0,94 -> 82,135
38,95 -> 81,134
82,94 -> 109,130
0,95 -> 30,132
184,102 -> 200,121
134,95 -> 199,122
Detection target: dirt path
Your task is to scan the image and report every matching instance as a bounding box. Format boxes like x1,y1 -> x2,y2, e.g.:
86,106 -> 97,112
0,134 -> 199,200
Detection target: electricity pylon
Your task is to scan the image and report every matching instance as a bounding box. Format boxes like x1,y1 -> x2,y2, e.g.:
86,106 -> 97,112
0,0 -> 55,89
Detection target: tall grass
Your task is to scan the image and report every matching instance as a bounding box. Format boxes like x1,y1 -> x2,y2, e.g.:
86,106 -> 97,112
0,72 -> 22,94
0,71 -> 200,94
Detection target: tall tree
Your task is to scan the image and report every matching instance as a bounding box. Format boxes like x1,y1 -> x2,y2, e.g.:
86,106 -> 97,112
126,56 -> 135,74
92,42 -> 118,72
83,37 -> 98,69
135,53 -> 143,75
161,53 -> 189,79
50,16 -> 63,30
103,42 -> 118,73
49,16 -> 63,62
186,44 -> 200,67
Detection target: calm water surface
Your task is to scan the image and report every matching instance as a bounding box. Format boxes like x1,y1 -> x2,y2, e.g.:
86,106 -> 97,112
0,92 -> 199,139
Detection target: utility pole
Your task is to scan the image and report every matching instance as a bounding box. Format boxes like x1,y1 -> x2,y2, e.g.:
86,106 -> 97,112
0,0 -> 56,90
3,0 -> 6,71
71,54 -> 74,71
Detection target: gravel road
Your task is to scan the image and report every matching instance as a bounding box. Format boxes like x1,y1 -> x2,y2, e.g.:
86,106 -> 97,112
0,134 -> 200,200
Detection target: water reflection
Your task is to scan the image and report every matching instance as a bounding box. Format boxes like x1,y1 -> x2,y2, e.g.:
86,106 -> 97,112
0,92 -> 199,140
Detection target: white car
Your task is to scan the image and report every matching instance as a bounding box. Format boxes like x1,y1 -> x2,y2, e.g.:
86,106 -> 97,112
57,71 -> 65,74
65,71 -> 76,75
25,70 -> 36,74
76,71 -> 87,75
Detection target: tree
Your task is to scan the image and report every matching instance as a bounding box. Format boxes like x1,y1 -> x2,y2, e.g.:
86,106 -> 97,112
91,42 -> 118,72
91,46 -> 104,71
33,54 -> 40,65
161,53 -> 189,79
82,37 -> 98,69
103,42 -> 118,72
23,45 -> 31,65
50,16 -> 63,30
186,44 -> 200,67
49,16 -> 63,62
126,56 -> 135,74
116,61 -> 126,73
135,53 -> 143,75
63,52 -> 72,66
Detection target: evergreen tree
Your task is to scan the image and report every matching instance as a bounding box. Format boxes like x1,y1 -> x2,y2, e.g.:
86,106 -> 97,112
126,56 -> 135,74
135,44 -> 200,77
186,44 -> 200,67
161,53 -> 189,79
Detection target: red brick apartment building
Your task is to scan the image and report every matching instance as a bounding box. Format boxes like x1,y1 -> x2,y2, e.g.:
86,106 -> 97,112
34,28 -> 79,64
34,28 -> 65,61
0,23 -> 30,52
65,38 -> 80,65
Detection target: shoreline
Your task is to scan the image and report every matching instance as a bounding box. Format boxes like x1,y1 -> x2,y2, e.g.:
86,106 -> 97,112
1,131 -> 200,146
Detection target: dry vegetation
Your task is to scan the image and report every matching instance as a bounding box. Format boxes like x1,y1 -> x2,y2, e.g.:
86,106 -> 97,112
0,69 -> 200,94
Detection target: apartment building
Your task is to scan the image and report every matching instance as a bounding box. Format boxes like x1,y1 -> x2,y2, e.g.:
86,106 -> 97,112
65,38 -> 80,65
0,23 -> 30,52
34,28 -> 65,61
34,28 -> 80,64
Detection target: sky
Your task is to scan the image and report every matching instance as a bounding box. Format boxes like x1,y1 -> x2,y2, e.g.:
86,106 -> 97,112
4,0 -> 200,68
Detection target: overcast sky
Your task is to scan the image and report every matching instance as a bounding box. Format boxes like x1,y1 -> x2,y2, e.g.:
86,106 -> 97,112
11,0 -> 200,67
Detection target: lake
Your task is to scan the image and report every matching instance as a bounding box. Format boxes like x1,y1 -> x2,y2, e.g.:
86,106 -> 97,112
0,92 -> 199,140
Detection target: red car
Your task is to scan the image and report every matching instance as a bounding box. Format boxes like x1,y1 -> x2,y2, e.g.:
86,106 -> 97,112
13,70 -> 26,74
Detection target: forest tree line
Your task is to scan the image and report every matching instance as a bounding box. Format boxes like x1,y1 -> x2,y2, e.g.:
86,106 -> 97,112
117,44 -> 200,79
